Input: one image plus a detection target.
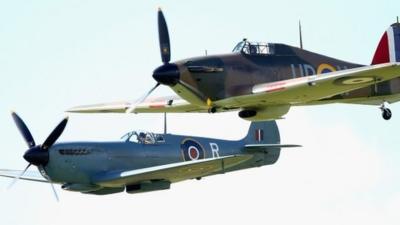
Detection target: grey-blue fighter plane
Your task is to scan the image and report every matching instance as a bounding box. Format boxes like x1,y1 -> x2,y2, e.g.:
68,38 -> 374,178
0,112 -> 299,197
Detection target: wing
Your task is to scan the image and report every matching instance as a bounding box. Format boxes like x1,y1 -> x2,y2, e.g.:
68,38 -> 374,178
215,63 -> 400,107
68,63 -> 400,114
93,155 -> 252,187
67,96 -> 207,113
0,169 -> 48,183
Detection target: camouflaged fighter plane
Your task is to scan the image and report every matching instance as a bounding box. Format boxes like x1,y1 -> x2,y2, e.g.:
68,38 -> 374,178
0,112 -> 299,197
68,10 -> 400,121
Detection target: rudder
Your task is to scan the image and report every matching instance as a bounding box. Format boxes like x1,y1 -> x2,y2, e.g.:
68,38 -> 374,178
371,22 -> 400,65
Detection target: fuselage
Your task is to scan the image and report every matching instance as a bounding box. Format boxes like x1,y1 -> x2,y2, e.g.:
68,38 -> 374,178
159,42 -> 400,107
177,43 -> 362,101
42,133 -> 279,192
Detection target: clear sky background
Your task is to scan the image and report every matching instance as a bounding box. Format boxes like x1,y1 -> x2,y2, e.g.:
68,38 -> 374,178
1,0 -> 400,224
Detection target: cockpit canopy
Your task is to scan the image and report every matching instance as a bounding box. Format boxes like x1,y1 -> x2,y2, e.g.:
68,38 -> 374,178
232,39 -> 275,55
121,131 -> 165,144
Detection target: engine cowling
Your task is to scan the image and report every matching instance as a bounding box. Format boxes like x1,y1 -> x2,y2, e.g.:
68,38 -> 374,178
239,105 -> 290,121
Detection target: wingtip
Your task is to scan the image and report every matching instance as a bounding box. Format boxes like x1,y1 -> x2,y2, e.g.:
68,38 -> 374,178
65,108 -> 74,113
65,106 -> 84,113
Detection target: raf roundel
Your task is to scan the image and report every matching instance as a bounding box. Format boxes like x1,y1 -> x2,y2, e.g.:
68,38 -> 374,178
334,76 -> 375,85
181,139 -> 205,161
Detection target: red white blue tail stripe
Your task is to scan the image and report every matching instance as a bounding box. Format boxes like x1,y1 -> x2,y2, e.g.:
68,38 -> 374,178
372,23 -> 400,65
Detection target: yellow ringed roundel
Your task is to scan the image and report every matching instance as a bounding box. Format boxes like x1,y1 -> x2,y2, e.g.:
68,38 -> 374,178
317,63 -> 336,74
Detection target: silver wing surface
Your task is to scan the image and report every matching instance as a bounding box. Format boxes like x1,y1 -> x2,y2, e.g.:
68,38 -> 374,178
0,169 -> 48,183
67,96 -> 207,113
67,63 -> 400,113
93,155 -> 252,187
216,62 -> 400,108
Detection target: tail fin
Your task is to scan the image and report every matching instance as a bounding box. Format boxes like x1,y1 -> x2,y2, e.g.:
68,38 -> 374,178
371,23 -> 400,65
242,121 -> 280,145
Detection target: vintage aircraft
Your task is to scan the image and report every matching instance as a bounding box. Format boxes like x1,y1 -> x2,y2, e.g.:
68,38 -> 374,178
0,112 -> 299,197
68,10 -> 400,121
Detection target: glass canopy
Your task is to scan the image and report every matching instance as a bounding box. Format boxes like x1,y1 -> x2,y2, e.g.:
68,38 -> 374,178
232,39 -> 275,55
121,131 -> 165,144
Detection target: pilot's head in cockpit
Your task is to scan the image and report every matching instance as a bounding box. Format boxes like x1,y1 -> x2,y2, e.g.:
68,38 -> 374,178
138,132 -> 146,143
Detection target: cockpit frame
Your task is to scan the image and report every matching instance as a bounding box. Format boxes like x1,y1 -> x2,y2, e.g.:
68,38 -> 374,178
232,39 -> 275,56
121,131 -> 165,144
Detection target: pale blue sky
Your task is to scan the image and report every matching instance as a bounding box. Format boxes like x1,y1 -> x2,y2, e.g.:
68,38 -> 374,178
1,1 -> 400,225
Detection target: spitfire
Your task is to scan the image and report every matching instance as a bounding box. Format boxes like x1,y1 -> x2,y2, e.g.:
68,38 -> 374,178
68,10 -> 400,121
0,112 -> 299,197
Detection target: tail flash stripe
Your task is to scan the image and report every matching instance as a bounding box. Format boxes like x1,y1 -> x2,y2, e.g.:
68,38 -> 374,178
393,25 -> 400,62
255,129 -> 264,142
387,27 -> 396,63
372,32 -> 389,65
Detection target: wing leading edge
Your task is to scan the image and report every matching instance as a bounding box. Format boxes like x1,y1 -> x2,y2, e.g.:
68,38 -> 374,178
67,96 -> 207,114
93,155 -> 252,187
67,63 -> 400,114
243,62 -> 400,106
0,169 -> 48,183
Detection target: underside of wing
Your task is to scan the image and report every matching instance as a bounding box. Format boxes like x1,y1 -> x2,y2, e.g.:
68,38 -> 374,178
68,63 -> 400,114
93,155 -> 252,187
0,169 -> 48,183
67,96 -> 207,113
216,63 -> 400,108
304,93 -> 400,106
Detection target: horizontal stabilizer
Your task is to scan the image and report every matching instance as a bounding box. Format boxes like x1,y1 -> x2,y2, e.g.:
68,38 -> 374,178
244,144 -> 301,153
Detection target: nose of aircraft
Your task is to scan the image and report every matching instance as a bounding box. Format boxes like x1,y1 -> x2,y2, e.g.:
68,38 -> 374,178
152,63 -> 180,86
23,146 -> 49,166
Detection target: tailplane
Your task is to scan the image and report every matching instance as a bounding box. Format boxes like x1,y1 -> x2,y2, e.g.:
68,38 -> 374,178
242,121 -> 300,151
371,22 -> 400,65
242,121 -> 300,165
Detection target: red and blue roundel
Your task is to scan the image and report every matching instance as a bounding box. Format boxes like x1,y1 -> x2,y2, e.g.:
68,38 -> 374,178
181,139 -> 205,161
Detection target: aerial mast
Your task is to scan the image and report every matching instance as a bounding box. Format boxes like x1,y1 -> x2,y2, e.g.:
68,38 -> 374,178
299,20 -> 303,49
163,112 -> 167,134
163,100 -> 173,134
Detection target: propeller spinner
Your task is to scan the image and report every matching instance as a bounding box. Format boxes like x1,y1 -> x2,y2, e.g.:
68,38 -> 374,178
12,112 -> 68,166
9,112 -> 67,201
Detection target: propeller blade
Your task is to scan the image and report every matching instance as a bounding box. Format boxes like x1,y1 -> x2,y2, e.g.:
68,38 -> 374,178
42,117 -> 68,150
126,83 -> 160,113
158,8 -> 171,63
7,163 -> 31,189
49,181 -> 59,202
11,112 -> 35,148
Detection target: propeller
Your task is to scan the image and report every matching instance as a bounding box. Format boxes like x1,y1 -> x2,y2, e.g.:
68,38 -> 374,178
9,112 -> 67,201
126,83 -> 160,113
153,8 -> 180,86
7,163 -> 31,189
126,8 -> 180,113
158,7 -> 171,64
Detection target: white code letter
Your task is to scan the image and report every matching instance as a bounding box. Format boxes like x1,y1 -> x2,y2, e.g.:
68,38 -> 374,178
210,143 -> 220,158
